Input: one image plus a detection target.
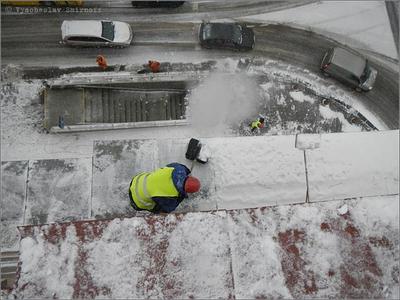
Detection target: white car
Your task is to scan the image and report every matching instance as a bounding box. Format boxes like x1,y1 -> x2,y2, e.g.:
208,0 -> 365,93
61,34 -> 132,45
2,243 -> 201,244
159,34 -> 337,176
61,20 -> 133,47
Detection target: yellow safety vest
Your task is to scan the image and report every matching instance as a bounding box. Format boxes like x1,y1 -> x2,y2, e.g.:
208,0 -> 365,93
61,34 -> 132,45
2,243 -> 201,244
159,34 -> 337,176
251,120 -> 261,129
129,167 -> 179,210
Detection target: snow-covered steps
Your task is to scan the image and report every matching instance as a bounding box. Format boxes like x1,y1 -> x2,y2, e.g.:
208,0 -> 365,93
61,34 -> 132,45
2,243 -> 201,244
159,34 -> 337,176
43,85 -> 188,132
13,196 -> 399,299
43,71 -> 209,132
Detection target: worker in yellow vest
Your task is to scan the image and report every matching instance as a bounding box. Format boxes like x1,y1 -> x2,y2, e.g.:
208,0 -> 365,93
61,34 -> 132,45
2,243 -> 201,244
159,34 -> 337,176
129,163 -> 200,213
250,117 -> 265,133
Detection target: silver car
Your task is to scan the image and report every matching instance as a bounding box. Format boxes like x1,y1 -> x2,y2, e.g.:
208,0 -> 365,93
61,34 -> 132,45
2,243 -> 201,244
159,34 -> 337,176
321,47 -> 377,92
61,20 -> 133,47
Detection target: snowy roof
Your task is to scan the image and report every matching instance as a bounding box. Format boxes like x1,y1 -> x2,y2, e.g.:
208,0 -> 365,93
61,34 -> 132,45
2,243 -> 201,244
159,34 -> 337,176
13,195 -> 400,299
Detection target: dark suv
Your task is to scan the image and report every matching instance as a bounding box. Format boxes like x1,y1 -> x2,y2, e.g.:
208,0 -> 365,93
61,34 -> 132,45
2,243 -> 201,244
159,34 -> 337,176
199,22 -> 255,51
321,47 -> 377,91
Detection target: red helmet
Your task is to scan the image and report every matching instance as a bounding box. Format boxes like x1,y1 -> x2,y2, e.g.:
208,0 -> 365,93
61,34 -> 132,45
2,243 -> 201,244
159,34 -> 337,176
184,176 -> 200,193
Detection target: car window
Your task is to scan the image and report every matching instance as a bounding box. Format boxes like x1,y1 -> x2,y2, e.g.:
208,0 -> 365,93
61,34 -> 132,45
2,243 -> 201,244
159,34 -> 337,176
203,24 -> 212,40
360,63 -> 371,83
87,37 -> 106,42
232,25 -> 242,44
67,36 -> 105,42
323,48 -> 334,66
102,21 -> 115,41
67,36 -> 84,41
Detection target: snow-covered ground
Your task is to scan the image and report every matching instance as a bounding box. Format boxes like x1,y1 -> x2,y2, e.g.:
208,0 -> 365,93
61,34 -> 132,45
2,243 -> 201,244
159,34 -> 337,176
13,195 -> 399,299
1,1 -> 399,297
240,0 -> 398,60
0,58 -> 389,162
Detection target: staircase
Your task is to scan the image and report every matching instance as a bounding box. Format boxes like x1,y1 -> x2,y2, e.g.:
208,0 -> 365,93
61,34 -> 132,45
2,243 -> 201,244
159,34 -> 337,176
83,88 -> 186,124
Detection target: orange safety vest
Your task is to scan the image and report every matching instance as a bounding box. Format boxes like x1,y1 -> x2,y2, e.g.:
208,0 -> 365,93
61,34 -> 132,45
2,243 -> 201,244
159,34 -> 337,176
96,55 -> 108,70
148,60 -> 160,73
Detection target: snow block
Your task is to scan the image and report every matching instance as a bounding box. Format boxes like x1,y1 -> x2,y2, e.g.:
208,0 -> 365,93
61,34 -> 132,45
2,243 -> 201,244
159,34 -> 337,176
295,133 -> 321,150
306,130 -> 399,202
92,139 -> 158,218
1,161 -> 28,222
1,220 -> 22,252
1,161 -> 28,250
207,135 -> 307,209
24,158 -> 92,224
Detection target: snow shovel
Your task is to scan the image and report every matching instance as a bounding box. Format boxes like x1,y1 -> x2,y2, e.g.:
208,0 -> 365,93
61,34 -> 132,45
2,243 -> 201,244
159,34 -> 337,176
185,138 -> 208,171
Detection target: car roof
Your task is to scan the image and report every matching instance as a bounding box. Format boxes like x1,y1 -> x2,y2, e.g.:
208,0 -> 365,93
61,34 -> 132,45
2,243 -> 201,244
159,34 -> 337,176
202,23 -> 241,40
62,20 -> 102,38
331,47 -> 366,77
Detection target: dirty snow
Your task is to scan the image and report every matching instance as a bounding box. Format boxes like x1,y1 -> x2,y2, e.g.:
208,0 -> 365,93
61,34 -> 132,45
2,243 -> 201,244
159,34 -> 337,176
17,225 -> 78,298
289,91 -> 315,104
319,105 -> 362,132
1,58 -> 387,162
248,60 -> 389,131
14,195 -> 399,299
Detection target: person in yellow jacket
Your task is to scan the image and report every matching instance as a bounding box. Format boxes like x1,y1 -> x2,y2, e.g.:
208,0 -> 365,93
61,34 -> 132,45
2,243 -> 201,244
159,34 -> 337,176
129,163 -> 200,213
250,117 -> 265,133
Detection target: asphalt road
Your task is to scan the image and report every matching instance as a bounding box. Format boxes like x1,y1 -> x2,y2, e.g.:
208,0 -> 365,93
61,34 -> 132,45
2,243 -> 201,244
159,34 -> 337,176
1,12 -> 399,129
1,0 -> 315,21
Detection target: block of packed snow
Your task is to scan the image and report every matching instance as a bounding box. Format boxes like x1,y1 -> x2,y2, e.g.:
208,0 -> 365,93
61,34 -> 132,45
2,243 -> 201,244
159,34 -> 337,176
92,139 -> 158,218
295,133 -> 321,150
1,160 -> 28,222
206,135 -> 307,209
307,130 -> 399,202
25,158 -> 92,224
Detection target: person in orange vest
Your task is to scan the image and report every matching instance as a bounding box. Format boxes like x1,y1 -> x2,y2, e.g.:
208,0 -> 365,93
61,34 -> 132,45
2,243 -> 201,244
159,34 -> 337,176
96,55 -> 108,70
148,60 -> 161,73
